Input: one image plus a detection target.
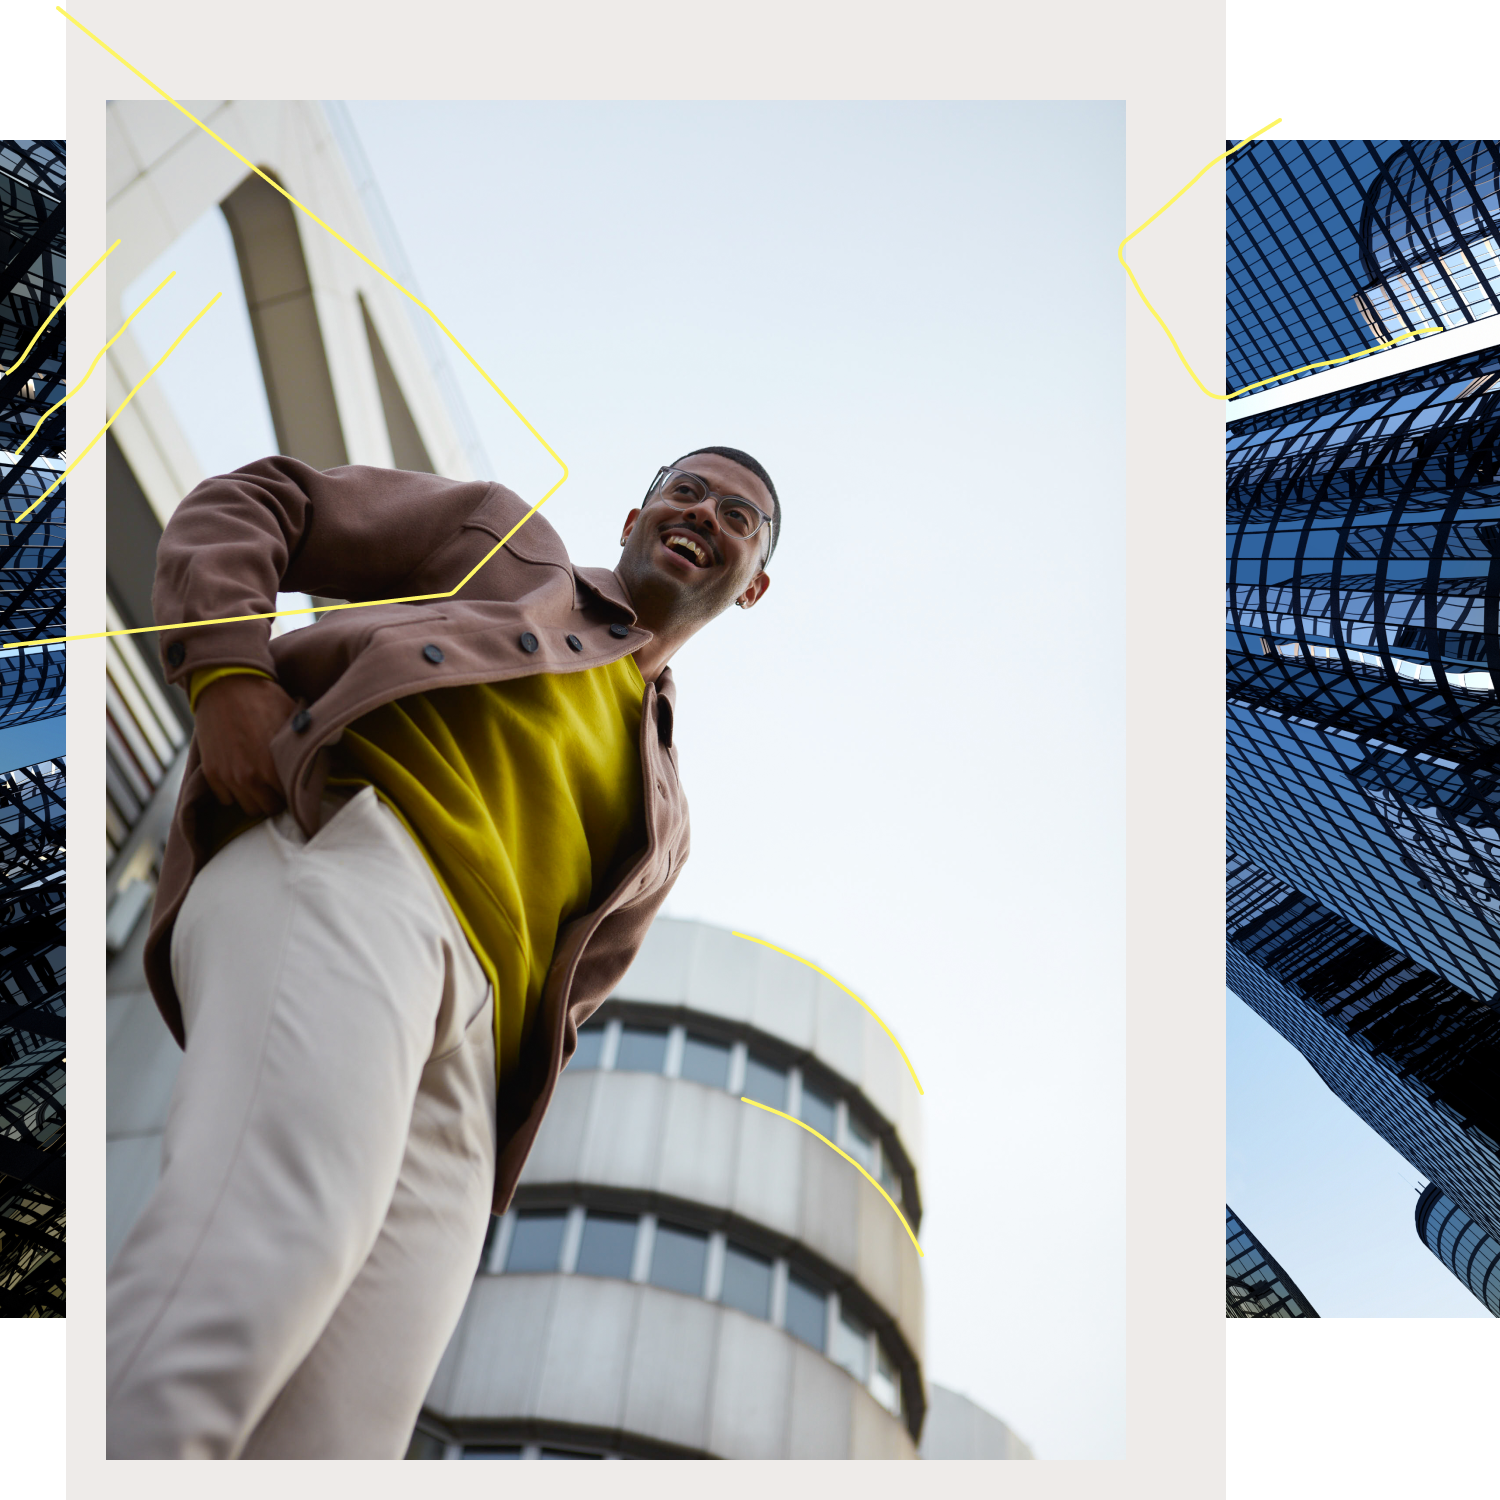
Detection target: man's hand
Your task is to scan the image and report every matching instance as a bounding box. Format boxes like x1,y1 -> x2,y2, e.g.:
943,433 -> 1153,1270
194,673 -> 299,818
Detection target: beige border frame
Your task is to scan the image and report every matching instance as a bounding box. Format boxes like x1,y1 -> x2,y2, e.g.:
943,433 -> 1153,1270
61,0 -> 1225,1492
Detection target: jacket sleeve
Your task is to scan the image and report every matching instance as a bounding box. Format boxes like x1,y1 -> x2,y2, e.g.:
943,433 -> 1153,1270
151,455 -> 500,690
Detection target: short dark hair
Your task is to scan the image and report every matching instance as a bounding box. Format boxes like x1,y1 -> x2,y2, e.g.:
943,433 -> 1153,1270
671,446 -> 779,564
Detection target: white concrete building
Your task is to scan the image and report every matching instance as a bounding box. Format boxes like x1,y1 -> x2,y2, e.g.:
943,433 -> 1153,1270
412,916 -> 928,1460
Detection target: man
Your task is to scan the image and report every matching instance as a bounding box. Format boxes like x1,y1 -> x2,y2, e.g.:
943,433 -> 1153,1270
106,447 -> 778,1459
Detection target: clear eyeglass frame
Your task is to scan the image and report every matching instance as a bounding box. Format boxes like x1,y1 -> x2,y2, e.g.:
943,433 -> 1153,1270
644,466 -> 773,565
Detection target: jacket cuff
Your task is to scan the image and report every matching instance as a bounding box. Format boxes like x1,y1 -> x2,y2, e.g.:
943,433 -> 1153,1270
159,619 -> 277,692
189,665 -> 273,712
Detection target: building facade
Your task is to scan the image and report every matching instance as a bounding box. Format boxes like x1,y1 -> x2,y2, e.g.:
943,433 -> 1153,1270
1227,143 -> 1500,1293
1415,1183 -> 1500,1316
103,99 -> 480,1256
411,917 -> 926,1460
1226,1206 -> 1318,1318
0,138 -> 66,731
1228,850 -> 1500,1242
0,757 -> 66,1317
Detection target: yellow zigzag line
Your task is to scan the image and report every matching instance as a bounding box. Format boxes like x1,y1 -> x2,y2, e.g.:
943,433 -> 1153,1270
1118,118 -> 1441,401
24,8 -> 568,652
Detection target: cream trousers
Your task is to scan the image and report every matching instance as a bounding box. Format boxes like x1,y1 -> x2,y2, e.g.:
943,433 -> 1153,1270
107,785 -> 497,1459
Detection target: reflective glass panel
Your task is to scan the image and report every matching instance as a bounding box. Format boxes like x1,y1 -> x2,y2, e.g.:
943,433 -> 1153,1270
799,1082 -> 836,1138
615,1025 -> 668,1073
743,1053 -> 787,1110
830,1307 -> 870,1381
575,1211 -> 637,1278
872,1343 -> 902,1415
784,1274 -> 827,1351
505,1211 -> 567,1273
844,1111 -> 877,1170
720,1242 -> 773,1320
649,1222 -> 708,1296
463,1447 -> 523,1458
680,1032 -> 731,1088
569,1023 -> 605,1070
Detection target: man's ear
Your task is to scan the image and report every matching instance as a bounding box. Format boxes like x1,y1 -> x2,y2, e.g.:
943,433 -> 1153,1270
620,507 -> 642,547
736,571 -> 771,610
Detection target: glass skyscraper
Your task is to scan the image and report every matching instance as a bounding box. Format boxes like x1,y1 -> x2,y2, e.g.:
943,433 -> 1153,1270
1415,1183 -> 1500,1315
0,757 -> 66,1316
1226,1207 -> 1318,1318
0,139 -> 66,731
1228,141 -> 1500,1299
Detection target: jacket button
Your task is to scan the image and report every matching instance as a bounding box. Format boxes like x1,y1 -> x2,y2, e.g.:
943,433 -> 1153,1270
423,643 -> 445,664
292,710 -> 312,734
166,641 -> 185,667
520,632 -> 539,653
566,634 -> 583,652
609,624 -> 630,639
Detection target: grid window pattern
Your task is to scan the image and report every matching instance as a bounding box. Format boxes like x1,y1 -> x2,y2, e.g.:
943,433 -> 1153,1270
1228,348 -> 1500,1006
1227,140 -> 1500,400
0,757 -> 65,1317
1228,937 -> 1500,1248
488,1202 -> 910,1423
1227,849 -> 1500,1140
1415,1184 -> 1500,1316
561,1015 -> 916,1221
1226,1207 -> 1318,1317
0,140 -> 67,460
0,140 -> 66,731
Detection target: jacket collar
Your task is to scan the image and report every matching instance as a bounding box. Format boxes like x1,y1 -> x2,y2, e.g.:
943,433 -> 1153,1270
574,565 -> 637,621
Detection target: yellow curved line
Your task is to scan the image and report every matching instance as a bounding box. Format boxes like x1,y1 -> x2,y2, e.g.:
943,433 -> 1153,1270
43,7 -> 567,652
730,931 -> 922,1096
739,1097 -> 923,1258
11,270 -> 177,461
11,295 -> 222,527
5,237 -> 120,377
1119,117 -> 1443,401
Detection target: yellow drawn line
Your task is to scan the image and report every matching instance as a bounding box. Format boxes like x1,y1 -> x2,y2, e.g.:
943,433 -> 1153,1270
44,7 -> 567,651
5,237 -> 119,377
10,270 -> 177,462
1119,118 -> 1442,401
739,1097 -> 923,1258
732,931 -> 923,1096
9,295 -> 222,529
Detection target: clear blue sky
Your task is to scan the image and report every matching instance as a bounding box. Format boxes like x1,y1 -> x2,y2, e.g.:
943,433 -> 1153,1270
0,714 -> 64,772
122,100 -> 1127,1456
1227,991 -> 1487,1318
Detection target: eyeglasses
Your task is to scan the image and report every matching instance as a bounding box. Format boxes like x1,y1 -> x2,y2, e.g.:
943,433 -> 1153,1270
644,467 -> 774,565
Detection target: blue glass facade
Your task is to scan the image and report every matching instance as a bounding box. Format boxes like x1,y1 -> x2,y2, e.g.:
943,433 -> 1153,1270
1415,1184 -> 1500,1316
0,756 -> 65,1316
1228,851 -> 1500,1243
1226,1207 -> 1318,1318
1228,140 -> 1500,400
1228,139 -> 1500,1307
0,139 -> 65,729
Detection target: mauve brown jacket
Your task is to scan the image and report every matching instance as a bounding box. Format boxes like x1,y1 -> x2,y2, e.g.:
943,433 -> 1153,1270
146,455 -> 690,1215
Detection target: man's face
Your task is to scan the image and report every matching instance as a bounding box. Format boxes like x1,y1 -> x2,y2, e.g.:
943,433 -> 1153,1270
616,453 -> 773,626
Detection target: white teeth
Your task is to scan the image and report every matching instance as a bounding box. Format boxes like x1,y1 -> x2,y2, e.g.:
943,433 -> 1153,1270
666,533 -> 708,565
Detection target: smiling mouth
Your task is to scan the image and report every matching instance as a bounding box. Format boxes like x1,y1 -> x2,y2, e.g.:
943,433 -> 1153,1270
661,531 -> 713,568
